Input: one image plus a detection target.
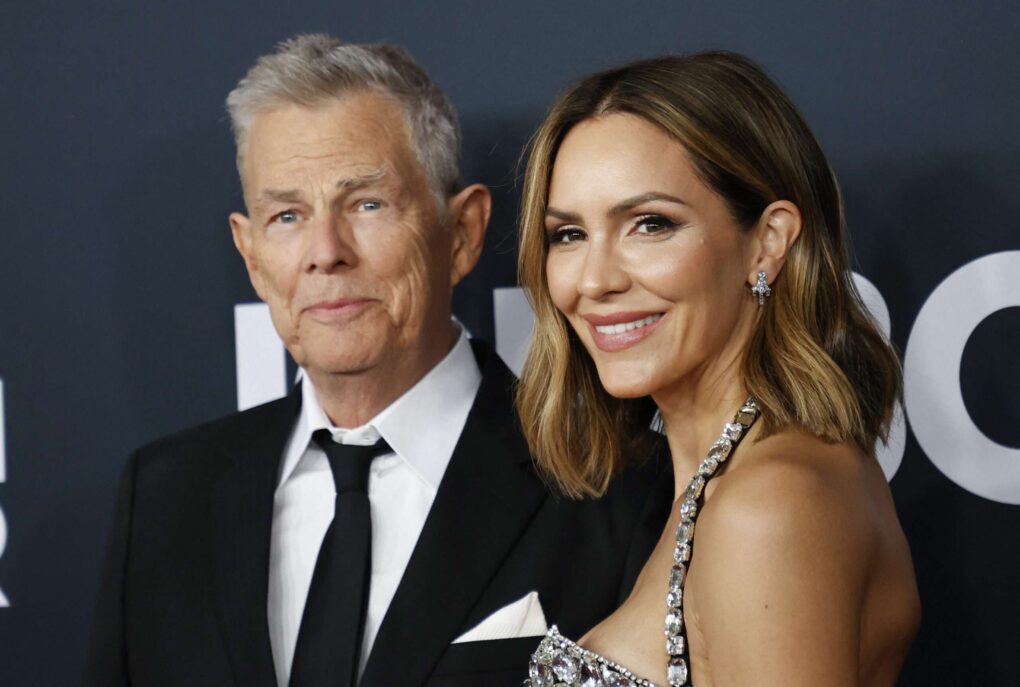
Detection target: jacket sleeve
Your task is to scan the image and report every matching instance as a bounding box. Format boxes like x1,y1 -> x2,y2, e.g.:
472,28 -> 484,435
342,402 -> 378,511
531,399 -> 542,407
81,451 -> 138,687
616,448 -> 674,605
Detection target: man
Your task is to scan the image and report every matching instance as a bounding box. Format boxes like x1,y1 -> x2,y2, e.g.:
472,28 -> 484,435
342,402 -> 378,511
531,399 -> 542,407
84,34 -> 670,687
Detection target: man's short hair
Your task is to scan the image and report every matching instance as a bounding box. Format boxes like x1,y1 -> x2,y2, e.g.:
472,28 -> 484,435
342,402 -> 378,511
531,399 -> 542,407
226,34 -> 461,205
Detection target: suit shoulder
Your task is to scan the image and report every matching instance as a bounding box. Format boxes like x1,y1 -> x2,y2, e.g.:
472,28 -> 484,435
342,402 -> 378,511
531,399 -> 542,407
131,393 -> 297,475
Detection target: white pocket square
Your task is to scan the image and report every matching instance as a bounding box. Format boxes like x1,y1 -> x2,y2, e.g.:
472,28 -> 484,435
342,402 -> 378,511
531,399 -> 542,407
452,591 -> 548,643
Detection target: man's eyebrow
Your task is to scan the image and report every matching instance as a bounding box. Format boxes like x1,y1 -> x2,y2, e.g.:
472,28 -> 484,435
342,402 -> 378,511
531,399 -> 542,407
335,168 -> 387,191
257,188 -> 304,204
545,192 -> 688,224
256,170 -> 389,205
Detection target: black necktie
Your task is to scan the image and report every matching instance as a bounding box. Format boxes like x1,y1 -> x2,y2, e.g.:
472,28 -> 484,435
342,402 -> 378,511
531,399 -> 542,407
289,429 -> 389,687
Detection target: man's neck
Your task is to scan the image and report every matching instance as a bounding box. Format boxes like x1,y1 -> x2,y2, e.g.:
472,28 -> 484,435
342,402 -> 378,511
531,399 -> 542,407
307,324 -> 460,428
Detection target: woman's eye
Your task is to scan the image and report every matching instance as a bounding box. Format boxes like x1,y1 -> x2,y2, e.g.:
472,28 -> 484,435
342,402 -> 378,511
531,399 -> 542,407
547,227 -> 587,244
633,214 -> 677,234
358,199 -> 383,211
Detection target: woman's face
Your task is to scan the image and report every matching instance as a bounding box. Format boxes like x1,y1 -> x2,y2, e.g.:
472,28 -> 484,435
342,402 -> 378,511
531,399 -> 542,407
544,114 -> 759,401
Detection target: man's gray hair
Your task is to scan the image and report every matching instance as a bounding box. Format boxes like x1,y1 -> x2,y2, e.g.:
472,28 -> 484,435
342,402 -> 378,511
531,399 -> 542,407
227,34 -> 461,204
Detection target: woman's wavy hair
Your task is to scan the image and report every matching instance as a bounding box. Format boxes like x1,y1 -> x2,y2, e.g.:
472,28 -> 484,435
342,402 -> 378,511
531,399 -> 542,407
516,52 -> 901,498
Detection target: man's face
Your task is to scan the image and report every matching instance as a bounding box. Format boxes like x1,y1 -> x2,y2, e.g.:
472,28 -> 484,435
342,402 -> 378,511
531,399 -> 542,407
230,92 -> 461,386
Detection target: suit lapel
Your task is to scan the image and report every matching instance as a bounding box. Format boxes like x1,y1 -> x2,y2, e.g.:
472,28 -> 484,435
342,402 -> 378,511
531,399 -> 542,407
360,344 -> 547,686
210,389 -> 301,687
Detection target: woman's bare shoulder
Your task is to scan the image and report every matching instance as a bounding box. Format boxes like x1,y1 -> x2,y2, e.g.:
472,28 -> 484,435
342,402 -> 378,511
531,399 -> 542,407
720,428 -> 877,504
687,431 -> 879,684
699,429 -> 880,573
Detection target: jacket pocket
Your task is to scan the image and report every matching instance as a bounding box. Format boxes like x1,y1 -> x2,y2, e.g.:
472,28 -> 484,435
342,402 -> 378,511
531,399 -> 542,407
431,636 -> 540,680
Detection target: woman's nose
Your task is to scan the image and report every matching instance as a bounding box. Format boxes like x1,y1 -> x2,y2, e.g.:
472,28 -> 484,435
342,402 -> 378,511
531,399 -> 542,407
577,240 -> 630,300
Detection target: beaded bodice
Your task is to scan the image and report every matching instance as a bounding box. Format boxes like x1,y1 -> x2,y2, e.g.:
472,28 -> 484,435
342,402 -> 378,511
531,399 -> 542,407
526,398 -> 760,687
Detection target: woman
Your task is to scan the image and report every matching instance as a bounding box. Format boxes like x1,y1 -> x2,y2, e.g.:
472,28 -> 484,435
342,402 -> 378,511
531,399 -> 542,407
517,53 -> 920,687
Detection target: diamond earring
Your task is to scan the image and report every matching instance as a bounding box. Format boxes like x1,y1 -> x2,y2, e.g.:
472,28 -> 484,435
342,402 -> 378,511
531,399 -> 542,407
751,271 -> 772,305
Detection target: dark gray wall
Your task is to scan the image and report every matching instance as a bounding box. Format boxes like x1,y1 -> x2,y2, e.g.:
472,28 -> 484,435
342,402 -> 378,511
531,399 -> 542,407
1,1 -> 1018,684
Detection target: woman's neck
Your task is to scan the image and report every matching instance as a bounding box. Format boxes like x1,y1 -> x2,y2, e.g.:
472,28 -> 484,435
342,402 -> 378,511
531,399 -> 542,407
654,363 -> 749,500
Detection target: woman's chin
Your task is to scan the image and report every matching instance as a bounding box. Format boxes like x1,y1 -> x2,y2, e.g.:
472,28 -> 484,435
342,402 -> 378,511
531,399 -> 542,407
597,375 -> 658,400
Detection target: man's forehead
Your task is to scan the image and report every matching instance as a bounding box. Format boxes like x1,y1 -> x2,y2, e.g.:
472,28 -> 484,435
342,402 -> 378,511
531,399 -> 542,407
247,93 -> 409,155
241,94 -> 418,201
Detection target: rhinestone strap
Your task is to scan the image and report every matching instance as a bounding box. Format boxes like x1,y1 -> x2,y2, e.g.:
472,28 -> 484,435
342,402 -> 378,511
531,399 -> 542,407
663,396 -> 760,686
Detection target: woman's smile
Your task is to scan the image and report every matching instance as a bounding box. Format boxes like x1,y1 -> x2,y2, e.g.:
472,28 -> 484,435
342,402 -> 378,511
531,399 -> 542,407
582,311 -> 666,352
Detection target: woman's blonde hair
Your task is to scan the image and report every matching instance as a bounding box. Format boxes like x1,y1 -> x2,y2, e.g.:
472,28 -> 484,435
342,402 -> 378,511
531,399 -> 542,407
516,52 -> 901,498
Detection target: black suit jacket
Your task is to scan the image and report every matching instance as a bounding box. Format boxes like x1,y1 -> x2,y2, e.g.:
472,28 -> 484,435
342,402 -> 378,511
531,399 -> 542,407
83,341 -> 672,687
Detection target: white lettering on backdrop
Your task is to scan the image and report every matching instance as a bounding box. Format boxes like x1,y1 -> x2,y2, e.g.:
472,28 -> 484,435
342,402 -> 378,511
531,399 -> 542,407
234,303 -> 287,411
0,378 -> 9,607
904,251 -> 1020,505
232,251 -> 1020,501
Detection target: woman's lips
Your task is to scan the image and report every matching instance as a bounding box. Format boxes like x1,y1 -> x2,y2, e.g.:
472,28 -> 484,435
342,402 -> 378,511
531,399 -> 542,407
583,311 -> 666,352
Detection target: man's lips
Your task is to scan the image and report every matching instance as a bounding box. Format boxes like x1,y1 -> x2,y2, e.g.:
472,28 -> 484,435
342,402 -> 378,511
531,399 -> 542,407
581,311 -> 666,352
303,298 -> 377,320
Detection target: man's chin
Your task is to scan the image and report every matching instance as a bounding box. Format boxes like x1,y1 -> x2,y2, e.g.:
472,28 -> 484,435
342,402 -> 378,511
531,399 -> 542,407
304,354 -> 384,379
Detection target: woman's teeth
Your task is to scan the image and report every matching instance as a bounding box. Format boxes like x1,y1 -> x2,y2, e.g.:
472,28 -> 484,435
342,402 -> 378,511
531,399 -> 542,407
594,313 -> 663,334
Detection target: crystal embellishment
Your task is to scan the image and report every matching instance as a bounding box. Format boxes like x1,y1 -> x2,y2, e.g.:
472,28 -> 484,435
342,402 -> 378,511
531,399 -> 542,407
530,660 -> 555,687
659,396 -> 760,686
676,521 -> 694,546
664,610 -> 683,635
578,661 -> 603,687
669,564 -> 686,590
534,638 -> 555,664
697,457 -> 718,476
685,476 -> 705,502
552,651 -> 579,683
605,673 -> 634,687
666,634 -> 685,655
531,627 -> 657,687
707,438 -> 731,462
723,422 -> 743,441
735,409 -> 756,426
667,657 -> 689,686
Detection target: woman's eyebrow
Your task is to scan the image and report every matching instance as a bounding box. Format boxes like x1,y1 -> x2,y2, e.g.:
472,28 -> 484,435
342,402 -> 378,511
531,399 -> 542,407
545,192 -> 688,223
545,207 -> 581,222
607,191 -> 687,215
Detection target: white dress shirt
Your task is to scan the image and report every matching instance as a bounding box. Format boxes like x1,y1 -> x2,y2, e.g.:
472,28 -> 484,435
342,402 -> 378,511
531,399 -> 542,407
267,329 -> 482,687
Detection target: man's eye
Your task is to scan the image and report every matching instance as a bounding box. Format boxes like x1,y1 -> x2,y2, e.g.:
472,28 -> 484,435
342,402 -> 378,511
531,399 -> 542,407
547,227 -> 587,244
633,214 -> 678,234
358,200 -> 383,211
272,210 -> 299,224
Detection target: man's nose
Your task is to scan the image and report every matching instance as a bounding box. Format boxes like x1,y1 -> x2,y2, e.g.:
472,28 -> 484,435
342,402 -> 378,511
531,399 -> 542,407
577,240 -> 630,300
304,213 -> 357,273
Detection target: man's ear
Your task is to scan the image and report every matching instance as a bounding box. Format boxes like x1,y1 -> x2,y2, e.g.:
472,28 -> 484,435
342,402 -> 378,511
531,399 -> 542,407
229,211 -> 267,300
446,183 -> 492,287
748,200 -> 802,288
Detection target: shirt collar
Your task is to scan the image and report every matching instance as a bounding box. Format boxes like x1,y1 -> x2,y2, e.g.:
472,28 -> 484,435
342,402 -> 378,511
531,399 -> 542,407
279,327 -> 481,490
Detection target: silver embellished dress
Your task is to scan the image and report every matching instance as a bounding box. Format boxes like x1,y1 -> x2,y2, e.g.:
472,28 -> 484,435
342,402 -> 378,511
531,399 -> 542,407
526,398 -> 761,687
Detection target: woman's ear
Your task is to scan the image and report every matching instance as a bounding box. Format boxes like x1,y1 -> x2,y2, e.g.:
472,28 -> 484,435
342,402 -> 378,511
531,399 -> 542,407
748,200 -> 802,289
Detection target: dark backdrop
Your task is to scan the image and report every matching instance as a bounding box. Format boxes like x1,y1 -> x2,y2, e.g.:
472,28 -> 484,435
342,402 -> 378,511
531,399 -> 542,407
1,1 -> 1018,685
